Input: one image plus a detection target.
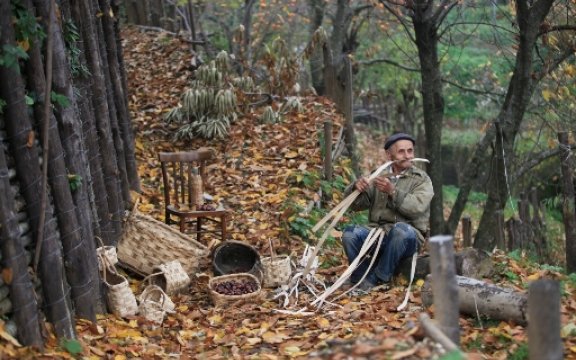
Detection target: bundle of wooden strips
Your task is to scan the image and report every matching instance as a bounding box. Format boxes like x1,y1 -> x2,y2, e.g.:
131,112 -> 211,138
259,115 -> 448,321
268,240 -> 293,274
261,255 -> 292,288
191,167 -> 203,209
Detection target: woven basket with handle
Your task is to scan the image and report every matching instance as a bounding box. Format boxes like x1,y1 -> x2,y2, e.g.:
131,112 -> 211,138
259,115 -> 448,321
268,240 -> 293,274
145,260 -> 191,295
118,206 -> 208,276
261,255 -> 292,288
138,285 -> 175,324
208,273 -> 262,307
100,254 -> 138,318
96,236 -> 118,272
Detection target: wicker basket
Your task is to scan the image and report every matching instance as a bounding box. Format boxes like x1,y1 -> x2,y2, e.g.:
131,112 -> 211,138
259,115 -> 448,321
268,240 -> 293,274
138,285 -> 175,324
118,208 -> 208,276
146,260 -> 191,295
261,255 -> 292,288
208,273 -> 262,307
96,237 -> 118,272
212,241 -> 263,281
103,268 -> 138,318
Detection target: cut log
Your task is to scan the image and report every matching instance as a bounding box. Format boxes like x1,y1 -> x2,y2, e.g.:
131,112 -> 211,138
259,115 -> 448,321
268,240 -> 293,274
396,247 -> 493,281
421,275 -> 528,325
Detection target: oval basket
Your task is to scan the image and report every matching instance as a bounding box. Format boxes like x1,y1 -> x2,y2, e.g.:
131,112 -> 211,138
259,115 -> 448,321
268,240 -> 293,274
208,273 -> 262,307
148,260 -> 191,295
212,240 -> 263,281
261,255 -> 292,288
138,285 -> 175,324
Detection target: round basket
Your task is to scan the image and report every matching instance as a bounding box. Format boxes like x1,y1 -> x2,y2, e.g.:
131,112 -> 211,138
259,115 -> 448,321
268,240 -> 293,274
208,273 -> 262,307
261,255 -> 292,288
138,285 -> 175,324
212,241 -> 262,280
149,260 -> 191,295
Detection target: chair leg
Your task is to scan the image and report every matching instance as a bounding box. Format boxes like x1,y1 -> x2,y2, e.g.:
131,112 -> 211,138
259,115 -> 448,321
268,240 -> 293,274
179,217 -> 185,233
221,215 -> 227,241
197,217 -> 202,242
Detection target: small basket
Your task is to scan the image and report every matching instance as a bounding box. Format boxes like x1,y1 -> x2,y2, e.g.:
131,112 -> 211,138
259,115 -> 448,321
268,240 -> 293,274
103,268 -> 138,318
208,273 -> 262,307
138,285 -> 175,324
147,260 -> 191,295
261,255 -> 292,288
96,237 -> 118,271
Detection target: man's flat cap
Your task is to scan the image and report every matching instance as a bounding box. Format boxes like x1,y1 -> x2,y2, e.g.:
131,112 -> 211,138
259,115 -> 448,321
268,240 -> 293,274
384,133 -> 415,150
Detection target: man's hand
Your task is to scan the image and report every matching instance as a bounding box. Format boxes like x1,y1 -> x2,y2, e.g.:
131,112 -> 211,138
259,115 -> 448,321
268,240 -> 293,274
355,176 -> 395,195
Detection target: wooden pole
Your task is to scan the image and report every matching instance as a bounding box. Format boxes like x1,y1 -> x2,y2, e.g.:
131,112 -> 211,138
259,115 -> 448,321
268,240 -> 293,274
428,235 -> 460,346
557,132 -> 576,273
528,280 -> 563,360
461,216 -> 471,248
323,120 -> 333,181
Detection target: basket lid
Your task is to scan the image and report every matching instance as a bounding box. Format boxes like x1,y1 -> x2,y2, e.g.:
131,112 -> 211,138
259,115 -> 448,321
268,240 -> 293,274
212,241 -> 261,276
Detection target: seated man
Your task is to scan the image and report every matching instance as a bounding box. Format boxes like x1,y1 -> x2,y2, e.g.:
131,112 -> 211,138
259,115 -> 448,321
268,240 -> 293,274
342,132 -> 434,292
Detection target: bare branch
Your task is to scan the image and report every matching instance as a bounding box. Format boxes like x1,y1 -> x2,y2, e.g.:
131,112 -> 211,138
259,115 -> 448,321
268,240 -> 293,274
378,0 -> 416,43
539,25 -> 576,36
359,57 -> 420,72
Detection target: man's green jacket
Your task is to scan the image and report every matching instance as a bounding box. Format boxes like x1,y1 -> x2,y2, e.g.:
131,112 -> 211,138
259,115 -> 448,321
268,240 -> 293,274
345,165 -> 434,247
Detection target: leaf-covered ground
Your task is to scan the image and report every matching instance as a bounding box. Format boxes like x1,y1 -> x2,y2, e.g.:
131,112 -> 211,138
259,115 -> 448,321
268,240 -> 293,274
1,26 -> 575,359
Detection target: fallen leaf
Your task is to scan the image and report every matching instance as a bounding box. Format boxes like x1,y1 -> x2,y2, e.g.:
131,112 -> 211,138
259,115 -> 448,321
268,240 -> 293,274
262,331 -> 288,344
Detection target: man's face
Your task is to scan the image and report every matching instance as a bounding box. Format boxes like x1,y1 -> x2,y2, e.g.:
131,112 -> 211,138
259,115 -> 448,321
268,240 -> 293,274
386,139 -> 415,171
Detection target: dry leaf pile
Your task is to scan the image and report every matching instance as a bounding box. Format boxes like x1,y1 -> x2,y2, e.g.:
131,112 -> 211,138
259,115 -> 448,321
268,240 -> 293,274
1,26 -> 575,359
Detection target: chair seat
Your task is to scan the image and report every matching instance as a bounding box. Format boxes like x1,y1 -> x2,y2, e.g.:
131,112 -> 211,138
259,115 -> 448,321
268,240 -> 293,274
167,205 -> 228,218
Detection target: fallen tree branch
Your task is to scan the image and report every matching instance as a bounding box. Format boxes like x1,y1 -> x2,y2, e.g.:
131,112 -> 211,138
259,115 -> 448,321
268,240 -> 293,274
419,313 -> 459,353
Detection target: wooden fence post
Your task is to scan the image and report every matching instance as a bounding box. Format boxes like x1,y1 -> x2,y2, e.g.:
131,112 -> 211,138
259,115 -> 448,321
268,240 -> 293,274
558,132 -> 576,273
428,235 -> 460,346
323,120 -> 333,181
461,216 -> 472,248
528,280 -> 563,360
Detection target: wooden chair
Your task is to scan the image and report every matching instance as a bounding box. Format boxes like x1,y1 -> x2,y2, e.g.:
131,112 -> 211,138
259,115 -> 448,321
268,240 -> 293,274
158,150 -> 228,243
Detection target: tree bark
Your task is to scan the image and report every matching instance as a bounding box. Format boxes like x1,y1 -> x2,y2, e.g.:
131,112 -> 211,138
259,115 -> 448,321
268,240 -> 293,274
74,0 -> 125,243
93,0 -> 132,206
98,0 -> 141,193
558,132 -> 576,273
412,1 -> 447,236
0,2 -> 75,339
422,275 -> 528,325
0,128 -> 43,348
32,0 -> 99,322
396,247 -> 493,280
307,0 -> 326,95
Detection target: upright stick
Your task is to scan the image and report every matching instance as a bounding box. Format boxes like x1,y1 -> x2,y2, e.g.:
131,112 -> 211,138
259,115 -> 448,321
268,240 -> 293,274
528,280 -> 562,360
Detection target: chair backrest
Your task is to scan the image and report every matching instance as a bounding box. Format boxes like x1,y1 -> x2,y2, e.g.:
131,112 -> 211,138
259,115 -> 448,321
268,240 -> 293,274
158,150 -> 214,208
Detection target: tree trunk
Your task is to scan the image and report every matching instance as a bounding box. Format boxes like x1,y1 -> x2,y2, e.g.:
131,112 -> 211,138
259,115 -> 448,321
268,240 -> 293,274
558,132 -> 576,273
93,0 -> 132,206
0,2 -> 75,339
75,0 -> 125,243
0,130 -> 43,348
413,9 -> 446,236
32,0 -> 99,321
422,275 -> 528,325
99,0 -> 141,193
307,0 -> 325,95
474,4 -> 554,248
69,0 -> 114,245
396,247 -> 493,280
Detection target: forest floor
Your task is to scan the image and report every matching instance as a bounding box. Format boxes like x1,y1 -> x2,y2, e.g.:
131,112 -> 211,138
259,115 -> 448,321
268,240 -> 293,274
2,26 -> 575,359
